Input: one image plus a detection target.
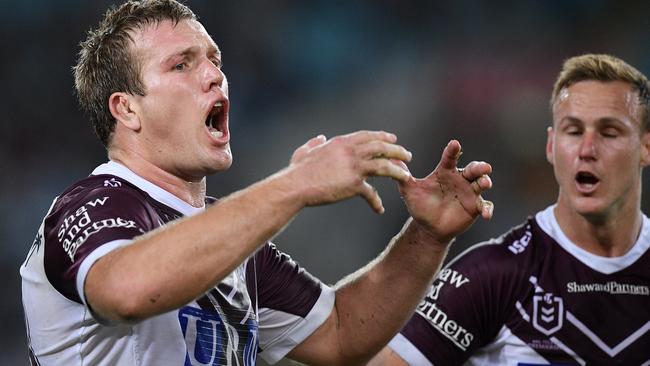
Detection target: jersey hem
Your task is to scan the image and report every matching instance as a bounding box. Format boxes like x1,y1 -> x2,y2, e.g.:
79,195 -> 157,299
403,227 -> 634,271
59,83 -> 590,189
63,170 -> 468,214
76,239 -> 133,324
258,284 -> 335,364
388,333 -> 434,366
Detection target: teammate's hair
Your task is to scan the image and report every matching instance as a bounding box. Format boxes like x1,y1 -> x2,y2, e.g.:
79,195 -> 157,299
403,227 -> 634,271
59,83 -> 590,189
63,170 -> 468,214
73,0 -> 196,147
551,54 -> 650,131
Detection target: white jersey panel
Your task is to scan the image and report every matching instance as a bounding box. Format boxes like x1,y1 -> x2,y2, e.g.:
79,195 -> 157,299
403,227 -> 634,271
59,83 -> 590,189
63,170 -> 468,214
466,325 -> 549,366
258,284 -> 335,364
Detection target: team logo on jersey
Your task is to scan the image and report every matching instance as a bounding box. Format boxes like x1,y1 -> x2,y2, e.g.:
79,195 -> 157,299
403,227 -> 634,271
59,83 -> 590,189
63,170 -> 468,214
508,224 -> 532,254
103,178 -> 122,187
532,292 -> 564,336
179,306 -> 258,366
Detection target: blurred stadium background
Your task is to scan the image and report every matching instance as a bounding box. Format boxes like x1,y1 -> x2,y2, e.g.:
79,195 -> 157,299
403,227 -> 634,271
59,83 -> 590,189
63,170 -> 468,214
1,1 -> 649,364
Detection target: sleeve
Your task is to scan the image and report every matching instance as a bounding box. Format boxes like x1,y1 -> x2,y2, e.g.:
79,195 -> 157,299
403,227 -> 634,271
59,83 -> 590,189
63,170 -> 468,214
251,243 -> 335,364
388,237 -> 519,366
43,185 -> 157,307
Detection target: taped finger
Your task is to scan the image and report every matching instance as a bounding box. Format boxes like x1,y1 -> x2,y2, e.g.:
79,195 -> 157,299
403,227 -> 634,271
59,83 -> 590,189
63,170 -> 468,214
477,198 -> 494,220
471,175 -> 492,194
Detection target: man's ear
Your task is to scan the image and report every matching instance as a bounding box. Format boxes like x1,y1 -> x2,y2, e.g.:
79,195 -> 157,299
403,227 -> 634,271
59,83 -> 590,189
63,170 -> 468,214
108,92 -> 141,131
546,126 -> 554,165
640,131 -> 650,167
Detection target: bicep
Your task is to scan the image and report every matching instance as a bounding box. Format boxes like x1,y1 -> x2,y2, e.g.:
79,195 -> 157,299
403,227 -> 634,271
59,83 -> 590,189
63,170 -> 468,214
286,307 -> 341,365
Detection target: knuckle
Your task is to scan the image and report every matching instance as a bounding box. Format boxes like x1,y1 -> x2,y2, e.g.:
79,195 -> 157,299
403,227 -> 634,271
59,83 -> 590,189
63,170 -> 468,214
353,176 -> 366,187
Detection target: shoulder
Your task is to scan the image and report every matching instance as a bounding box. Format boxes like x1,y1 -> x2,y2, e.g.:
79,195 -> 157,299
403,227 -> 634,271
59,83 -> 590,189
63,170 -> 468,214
43,174 -> 160,262
448,218 -> 539,275
47,174 -> 155,224
35,174 -> 159,303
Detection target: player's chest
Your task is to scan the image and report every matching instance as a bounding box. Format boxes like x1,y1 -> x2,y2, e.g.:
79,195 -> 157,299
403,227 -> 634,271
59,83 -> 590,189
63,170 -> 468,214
504,269 -> 650,365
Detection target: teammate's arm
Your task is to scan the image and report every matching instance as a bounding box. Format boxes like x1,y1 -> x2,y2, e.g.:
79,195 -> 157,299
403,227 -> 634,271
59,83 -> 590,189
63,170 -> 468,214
288,140 -> 494,365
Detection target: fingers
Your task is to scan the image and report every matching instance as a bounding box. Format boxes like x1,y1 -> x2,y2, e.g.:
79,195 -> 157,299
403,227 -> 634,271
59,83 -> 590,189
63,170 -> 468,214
292,134 -> 327,162
469,168 -> 493,219
477,198 -> 494,220
342,130 -> 398,145
305,134 -> 327,148
460,161 -> 492,181
342,131 -> 412,182
359,181 -> 384,214
438,140 -> 463,170
360,158 -> 412,182
470,174 -> 492,194
357,140 -> 413,162
390,159 -> 411,174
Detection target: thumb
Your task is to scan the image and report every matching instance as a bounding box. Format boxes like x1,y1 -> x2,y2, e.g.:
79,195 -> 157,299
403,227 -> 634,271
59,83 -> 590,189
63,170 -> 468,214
305,134 -> 327,149
292,134 -> 327,162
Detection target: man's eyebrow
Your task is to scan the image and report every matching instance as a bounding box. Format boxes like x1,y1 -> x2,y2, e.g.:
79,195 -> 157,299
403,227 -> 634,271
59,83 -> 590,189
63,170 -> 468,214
559,116 -> 582,125
597,117 -> 623,123
560,116 -> 626,126
162,46 -> 197,64
208,43 -> 221,58
162,45 -> 221,64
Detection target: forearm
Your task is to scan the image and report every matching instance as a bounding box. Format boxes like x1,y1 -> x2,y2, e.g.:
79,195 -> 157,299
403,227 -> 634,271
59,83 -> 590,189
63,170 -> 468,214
290,218 -> 450,365
86,168 -> 304,322
332,218 -> 450,363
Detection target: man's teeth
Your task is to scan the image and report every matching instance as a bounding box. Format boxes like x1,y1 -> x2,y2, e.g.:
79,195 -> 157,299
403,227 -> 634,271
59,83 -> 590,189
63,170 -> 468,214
207,101 -> 225,136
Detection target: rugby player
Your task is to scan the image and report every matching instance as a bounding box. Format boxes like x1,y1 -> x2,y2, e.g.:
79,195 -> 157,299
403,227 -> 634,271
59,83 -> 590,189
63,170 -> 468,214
371,54 -> 650,365
20,1 -> 493,365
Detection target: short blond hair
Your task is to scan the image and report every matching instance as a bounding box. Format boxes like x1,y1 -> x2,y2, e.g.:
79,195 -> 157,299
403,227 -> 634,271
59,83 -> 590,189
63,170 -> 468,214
74,0 -> 196,147
550,54 -> 650,130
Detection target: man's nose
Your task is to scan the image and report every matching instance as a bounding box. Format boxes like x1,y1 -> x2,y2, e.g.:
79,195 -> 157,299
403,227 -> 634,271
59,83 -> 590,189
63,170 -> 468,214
201,59 -> 224,92
579,131 -> 597,160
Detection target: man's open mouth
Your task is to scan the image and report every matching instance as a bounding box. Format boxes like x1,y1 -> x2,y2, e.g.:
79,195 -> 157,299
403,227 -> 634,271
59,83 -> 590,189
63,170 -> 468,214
205,101 -> 226,138
575,171 -> 599,188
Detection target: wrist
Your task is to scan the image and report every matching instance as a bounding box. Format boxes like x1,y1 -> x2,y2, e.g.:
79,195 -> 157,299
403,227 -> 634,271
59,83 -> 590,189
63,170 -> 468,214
407,217 -> 455,249
268,165 -> 313,211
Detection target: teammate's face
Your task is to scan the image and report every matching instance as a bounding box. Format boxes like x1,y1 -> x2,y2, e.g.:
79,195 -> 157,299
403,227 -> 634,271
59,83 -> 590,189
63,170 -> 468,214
547,80 -> 650,219
129,19 -> 231,181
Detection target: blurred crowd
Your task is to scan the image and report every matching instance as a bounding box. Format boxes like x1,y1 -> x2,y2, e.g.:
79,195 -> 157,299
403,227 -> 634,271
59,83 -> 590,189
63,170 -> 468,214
1,1 -> 649,364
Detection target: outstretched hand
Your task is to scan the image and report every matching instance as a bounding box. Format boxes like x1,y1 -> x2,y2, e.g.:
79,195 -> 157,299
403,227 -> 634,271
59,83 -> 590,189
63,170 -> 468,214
289,131 -> 412,213
400,140 -> 493,244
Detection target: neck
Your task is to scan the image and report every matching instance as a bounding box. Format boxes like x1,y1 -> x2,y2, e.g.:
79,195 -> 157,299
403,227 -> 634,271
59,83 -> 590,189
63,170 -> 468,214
553,199 -> 642,257
108,148 -> 207,208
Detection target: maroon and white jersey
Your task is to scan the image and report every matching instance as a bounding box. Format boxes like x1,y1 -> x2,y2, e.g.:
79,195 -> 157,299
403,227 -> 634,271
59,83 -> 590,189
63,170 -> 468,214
389,205 -> 650,365
20,161 -> 334,366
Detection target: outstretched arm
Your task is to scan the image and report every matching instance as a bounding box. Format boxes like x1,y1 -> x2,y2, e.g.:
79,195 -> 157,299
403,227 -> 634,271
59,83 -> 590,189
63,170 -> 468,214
288,140 -> 493,365
85,131 -> 412,323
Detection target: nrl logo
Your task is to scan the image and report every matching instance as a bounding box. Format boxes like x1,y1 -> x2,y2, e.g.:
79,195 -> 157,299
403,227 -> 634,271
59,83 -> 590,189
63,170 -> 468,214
532,292 -> 564,336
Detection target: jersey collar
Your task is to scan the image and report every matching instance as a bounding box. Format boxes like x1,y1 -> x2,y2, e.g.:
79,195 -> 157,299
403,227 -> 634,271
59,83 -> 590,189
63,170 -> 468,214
535,205 -> 650,274
91,161 -> 205,217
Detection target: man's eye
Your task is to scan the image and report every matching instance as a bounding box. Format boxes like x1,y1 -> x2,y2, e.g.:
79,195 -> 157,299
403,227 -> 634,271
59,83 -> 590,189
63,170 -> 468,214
212,59 -> 222,69
174,63 -> 187,71
602,129 -> 619,138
